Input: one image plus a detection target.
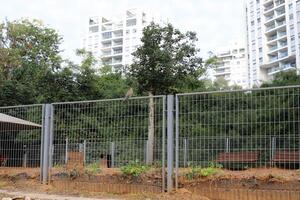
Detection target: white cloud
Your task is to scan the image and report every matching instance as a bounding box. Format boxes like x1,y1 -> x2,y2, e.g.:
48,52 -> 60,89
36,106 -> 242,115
0,0 -> 246,60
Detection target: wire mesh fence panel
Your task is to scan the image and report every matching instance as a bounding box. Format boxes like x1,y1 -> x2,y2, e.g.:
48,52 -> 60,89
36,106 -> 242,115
50,96 -> 166,191
176,86 -> 300,170
0,105 -> 43,168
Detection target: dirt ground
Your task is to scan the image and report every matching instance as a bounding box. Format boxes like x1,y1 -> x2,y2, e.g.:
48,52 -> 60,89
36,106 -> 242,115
0,167 -> 300,199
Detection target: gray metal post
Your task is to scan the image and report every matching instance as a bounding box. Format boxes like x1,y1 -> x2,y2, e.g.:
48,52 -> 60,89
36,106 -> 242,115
40,105 -> 45,183
167,95 -> 174,192
271,137 -> 276,166
226,137 -> 230,153
110,142 -> 115,168
146,140 -> 149,164
183,138 -> 187,167
175,95 -> 179,190
65,138 -> 68,164
83,140 -> 87,165
48,104 -> 54,176
41,104 -> 51,184
162,96 -> 166,192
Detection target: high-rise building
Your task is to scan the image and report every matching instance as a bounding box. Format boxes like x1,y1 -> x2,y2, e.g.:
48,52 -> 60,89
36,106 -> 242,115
245,0 -> 300,87
83,8 -> 155,73
213,42 -> 249,89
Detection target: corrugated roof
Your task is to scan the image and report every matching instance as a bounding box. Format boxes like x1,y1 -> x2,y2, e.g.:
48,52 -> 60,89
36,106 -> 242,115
0,113 -> 41,130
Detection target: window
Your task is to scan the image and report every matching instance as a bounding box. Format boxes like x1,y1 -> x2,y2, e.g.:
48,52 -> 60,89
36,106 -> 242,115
102,32 -> 112,39
126,29 -> 130,34
132,29 -> 137,33
89,26 -> 99,33
126,19 -> 137,26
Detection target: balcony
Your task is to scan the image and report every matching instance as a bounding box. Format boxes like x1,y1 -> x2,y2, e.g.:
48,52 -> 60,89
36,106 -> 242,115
269,45 -> 278,51
113,49 -> 123,55
275,0 -> 285,6
265,21 -> 286,34
278,51 -> 288,58
267,63 -> 296,75
102,51 -> 112,56
264,0 -> 285,14
102,42 -> 112,48
265,5 -> 274,12
267,35 -> 277,41
266,24 -> 276,31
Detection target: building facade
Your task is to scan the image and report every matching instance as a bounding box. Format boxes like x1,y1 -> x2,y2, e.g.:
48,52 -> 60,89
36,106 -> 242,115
83,8 -> 152,73
213,42 -> 249,89
245,0 -> 300,87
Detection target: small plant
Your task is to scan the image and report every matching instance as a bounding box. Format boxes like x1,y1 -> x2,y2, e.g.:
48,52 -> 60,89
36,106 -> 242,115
121,160 -> 150,177
185,163 -> 222,180
85,162 -> 101,176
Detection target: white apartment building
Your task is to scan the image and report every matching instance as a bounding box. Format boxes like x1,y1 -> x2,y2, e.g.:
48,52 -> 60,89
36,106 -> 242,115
245,0 -> 300,87
83,8 -> 153,73
213,42 -> 249,89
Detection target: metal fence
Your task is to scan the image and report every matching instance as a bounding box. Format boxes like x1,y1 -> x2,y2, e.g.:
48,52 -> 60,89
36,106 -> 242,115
48,96 -> 166,191
0,86 -> 300,193
175,86 -> 300,172
0,105 -> 43,168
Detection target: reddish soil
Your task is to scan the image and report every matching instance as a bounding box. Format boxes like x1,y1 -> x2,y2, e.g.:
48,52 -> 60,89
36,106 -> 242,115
0,167 -> 300,200
178,168 -> 300,191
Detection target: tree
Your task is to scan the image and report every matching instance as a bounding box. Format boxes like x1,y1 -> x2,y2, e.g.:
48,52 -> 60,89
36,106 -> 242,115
261,70 -> 300,87
0,19 -> 63,105
129,22 -> 204,163
129,22 -> 204,95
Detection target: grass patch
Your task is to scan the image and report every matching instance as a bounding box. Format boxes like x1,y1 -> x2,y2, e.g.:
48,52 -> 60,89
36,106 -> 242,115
185,163 -> 222,180
121,160 -> 150,177
85,162 -> 101,176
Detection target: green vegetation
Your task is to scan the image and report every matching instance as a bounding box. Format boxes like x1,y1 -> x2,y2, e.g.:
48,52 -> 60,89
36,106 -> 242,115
1,19 -> 300,169
185,163 -> 222,180
85,162 -> 101,176
120,160 -> 150,177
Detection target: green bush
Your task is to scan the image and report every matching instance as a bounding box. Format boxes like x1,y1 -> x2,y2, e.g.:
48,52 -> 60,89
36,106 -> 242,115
185,163 -> 222,180
120,160 -> 150,177
85,162 -> 101,176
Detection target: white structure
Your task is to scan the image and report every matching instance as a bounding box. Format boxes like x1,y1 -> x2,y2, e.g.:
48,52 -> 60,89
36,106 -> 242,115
213,42 -> 248,89
83,8 -> 157,73
245,0 -> 300,87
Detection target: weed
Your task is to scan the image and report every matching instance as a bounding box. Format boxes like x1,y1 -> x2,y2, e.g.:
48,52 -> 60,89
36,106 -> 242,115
85,162 -> 101,176
121,160 -> 150,177
185,164 -> 221,180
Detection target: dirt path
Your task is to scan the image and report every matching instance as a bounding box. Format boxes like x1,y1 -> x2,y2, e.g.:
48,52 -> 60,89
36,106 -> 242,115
0,189 -> 119,200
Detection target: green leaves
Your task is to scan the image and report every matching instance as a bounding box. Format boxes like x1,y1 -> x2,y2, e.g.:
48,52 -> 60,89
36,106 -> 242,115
120,160 -> 150,177
129,22 -> 204,95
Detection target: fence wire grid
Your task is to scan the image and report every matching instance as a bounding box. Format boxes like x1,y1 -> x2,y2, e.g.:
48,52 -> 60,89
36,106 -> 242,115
176,86 -> 300,170
1,86 -> 300,193
0,105 -> 43,168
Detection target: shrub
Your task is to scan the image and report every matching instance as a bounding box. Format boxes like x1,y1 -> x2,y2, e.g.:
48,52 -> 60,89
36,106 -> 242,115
185,163 -> 222,180
121,160 -> 150,177
85,162 -> 101,176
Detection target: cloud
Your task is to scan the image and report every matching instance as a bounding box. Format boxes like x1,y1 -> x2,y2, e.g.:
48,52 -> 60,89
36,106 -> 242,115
0,0 -> 245,60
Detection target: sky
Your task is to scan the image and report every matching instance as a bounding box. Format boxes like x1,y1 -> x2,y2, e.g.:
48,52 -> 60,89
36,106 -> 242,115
0,0 -> 246,62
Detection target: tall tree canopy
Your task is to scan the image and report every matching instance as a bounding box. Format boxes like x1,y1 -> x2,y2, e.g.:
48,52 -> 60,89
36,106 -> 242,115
129,22 -> 204,95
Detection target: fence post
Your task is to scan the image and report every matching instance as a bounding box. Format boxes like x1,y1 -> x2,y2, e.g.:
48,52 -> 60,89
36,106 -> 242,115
226,137 -> 230,153
65,138 -> 68,164
110,142 -> 115,168
175,95 -> 179,190
162,96 -> 166,192
271,137 -> 276,166
146,140 -> 149,164
83,140 -> 87,165
41,104 -> 51,184
167,95 -> 174,192
183,138 -> 187,167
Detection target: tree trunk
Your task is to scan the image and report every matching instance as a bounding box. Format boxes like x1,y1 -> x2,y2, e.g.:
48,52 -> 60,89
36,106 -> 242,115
147,91 -> 155,165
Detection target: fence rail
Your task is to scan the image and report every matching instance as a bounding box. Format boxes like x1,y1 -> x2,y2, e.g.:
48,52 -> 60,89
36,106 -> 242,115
0,86 -> 300,193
